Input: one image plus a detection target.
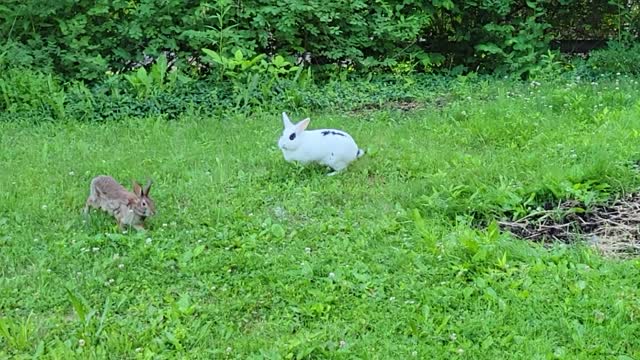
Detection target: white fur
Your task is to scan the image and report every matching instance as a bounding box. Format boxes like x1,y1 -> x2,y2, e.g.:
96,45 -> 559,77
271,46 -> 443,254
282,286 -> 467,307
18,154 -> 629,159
278,112 -> 364,175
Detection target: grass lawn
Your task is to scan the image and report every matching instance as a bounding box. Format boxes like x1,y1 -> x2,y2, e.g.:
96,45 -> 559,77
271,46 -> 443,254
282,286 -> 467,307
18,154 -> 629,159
2,78 -> 640,359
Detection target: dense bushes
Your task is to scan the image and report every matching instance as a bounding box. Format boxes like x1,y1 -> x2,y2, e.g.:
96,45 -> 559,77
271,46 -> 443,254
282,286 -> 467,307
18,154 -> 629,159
1,0 -> 636,82
2,43 -> 640,122
0,0 -> 638,122
585,41 -> 640,75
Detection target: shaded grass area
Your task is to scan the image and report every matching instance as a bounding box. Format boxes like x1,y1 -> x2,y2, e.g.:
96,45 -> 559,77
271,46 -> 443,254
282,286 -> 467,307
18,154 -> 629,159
1,78 -> 640,358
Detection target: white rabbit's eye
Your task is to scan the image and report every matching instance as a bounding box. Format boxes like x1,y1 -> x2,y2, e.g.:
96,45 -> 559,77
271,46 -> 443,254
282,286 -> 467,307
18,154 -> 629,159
289,133 -> 296,140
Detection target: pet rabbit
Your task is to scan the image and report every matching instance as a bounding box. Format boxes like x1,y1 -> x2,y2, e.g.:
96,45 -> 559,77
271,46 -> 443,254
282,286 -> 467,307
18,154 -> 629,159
277,112 -> 364,175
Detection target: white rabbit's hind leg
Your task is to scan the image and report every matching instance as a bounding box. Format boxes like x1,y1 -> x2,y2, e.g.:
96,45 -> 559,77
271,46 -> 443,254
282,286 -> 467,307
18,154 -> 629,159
327,161 -> 348,176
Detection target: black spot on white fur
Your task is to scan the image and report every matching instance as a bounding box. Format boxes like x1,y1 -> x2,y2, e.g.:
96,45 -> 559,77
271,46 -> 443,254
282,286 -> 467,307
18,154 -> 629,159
321,130 -> 345,137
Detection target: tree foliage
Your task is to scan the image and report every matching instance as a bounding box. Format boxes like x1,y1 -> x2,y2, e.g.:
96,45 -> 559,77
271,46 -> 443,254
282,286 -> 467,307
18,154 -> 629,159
0,0 -> 636,80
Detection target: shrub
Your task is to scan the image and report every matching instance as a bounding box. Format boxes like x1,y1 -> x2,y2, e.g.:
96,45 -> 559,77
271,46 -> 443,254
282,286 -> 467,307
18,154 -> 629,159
0,68 -> 66,119
585,41 -> 640,75
1,0 -> 634,82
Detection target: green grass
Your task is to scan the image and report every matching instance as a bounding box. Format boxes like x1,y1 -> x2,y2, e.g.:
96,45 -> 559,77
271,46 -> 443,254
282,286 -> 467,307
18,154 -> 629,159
2,77 -> 640,359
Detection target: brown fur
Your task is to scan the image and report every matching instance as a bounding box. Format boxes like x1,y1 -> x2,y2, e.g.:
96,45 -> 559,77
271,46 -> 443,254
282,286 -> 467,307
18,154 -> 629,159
84,175 -> 156,231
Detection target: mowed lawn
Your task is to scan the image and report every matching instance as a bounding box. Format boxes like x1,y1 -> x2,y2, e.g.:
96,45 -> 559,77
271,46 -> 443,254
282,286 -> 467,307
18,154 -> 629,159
2,79 -> 640,359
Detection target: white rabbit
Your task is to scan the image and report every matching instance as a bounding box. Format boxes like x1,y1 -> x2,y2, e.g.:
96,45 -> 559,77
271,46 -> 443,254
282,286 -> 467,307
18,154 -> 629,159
277,112 -> 364,175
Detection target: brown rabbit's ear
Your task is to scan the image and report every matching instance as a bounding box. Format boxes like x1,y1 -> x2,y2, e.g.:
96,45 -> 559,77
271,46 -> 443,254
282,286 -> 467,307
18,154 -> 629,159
132,180 -> 143,197
143,178 -> 152,195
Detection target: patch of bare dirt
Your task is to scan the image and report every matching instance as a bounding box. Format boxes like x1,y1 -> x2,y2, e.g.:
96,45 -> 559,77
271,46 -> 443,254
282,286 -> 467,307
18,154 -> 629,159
499,193 -> 640,258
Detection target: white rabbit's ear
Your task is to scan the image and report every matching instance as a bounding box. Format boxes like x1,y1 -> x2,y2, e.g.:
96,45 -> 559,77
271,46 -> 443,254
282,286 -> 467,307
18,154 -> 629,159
282,112 -> 293,128
296,118 -> 310,132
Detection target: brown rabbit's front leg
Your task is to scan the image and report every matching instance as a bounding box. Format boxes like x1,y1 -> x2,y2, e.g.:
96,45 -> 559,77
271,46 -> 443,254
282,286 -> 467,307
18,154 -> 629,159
83,196 -> 96,214
115,215 -> 129,232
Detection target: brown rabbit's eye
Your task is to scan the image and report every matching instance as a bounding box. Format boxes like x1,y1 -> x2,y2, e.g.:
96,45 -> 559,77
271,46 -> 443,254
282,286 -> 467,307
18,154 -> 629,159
289,133 -> 296,140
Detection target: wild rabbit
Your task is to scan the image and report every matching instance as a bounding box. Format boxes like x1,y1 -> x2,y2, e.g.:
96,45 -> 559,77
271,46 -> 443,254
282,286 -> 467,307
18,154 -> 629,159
84,175 -> 156,231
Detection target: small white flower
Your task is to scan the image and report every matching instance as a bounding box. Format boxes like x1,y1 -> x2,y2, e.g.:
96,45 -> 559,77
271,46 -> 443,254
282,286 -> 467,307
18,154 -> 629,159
274,206 -> 286,218
108,278 -> 115,284
389,297 -> 396,301
78,339 -> 85,347
411,351 -> 418,356
304,247 -> 311,254
457,348 -> 464,355
135,347 -> 143,352
92,247 -> 100,252
145,237 -> 152,244
616,72 -> 621,76
76,271 -> 82,276
41,205 -> 48,210
226,347 -> 232,353
162,223 -> 168,227
328,272 -> 336,278
450,333 -> 457,341
118,263 -> 125,269
339,340 -> 346,348
46,269 -> 52,273
69,171 -> 75,176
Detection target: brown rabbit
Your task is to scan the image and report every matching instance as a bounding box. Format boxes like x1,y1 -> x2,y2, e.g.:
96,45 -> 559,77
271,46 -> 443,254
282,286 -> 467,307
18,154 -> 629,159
83,175 -> 156,231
